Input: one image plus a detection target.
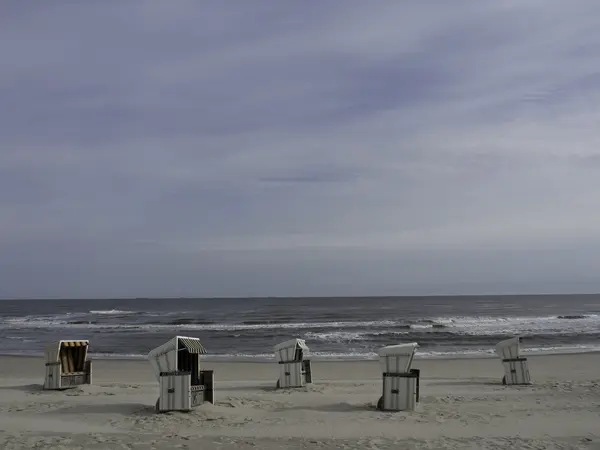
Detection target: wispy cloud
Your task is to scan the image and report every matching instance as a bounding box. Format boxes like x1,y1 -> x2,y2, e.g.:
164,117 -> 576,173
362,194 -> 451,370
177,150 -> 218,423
1,1 -> 600,297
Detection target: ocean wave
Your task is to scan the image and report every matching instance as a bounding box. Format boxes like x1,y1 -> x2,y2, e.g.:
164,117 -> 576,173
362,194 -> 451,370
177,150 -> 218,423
556,315 -> 590,319
3,318 -> 398,331
4,314 -> 600,338
241,317 -> 302,325
5,336 -> 38,343
305,331 -> 368,342
5,319 -> 145,330
305,328 -> 438,343
409,323 -> 447,329
431,314 -> 600,334
168,318 -> 216,325
438,314 -> 598,325
89,309 -> 136,315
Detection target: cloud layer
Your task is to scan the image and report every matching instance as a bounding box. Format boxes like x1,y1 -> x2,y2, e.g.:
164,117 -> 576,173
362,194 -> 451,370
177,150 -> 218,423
2,1 -> 600,298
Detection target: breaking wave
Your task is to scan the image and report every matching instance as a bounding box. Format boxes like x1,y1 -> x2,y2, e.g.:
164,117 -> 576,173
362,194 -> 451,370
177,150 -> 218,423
3,314 -> 599,336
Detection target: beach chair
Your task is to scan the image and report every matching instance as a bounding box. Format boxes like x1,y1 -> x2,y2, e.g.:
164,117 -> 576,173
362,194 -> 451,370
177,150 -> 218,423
376,342 -> 420,411
148,336 -> 214,412
274,338 -> 312,388
495,336 -> 531,385
43,340 -> 92,390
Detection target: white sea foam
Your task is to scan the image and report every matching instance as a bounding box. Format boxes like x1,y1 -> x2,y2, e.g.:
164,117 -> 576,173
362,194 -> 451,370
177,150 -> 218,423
2,318 -> 398,331
305,330 -> 410,342
3,314 -> 599,338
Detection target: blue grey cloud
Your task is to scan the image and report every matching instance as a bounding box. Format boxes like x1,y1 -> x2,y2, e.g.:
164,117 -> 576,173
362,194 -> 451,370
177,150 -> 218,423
2,1 -> 600,298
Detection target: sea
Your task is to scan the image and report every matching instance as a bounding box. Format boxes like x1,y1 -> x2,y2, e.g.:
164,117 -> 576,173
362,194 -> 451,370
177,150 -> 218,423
1,295 -> 599,361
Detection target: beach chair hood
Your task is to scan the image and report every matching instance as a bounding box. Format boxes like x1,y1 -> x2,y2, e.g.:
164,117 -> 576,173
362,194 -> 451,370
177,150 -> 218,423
495,336 -> 522,360
378,342 -> 419,374
45,340 -> 89,365
147,336 -> 206,381
273,338 -> 309,362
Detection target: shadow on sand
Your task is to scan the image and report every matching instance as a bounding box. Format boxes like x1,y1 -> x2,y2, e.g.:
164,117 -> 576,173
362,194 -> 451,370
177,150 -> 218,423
425,379 -> 503,387
0,384 -> 46,393
274,402 -> 377,413
53,402 -> 154,415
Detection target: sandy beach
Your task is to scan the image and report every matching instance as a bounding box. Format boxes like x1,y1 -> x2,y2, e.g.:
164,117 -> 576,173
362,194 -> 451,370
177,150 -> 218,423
0,353 -> 599,449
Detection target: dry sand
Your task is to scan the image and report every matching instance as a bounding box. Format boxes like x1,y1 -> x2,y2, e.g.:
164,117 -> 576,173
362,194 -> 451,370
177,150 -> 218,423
0,353 -> 599,449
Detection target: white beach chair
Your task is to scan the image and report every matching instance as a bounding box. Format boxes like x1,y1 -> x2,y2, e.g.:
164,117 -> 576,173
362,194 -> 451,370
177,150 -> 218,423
44,340 -> 92,390
274,338 -> 313,388
148,336 -> 214,412
376,342 -> 420,411
495,336 -> 531,385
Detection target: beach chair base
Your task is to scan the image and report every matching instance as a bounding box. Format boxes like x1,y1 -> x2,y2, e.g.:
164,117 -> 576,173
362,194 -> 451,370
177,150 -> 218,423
276,360 -> 311,388
44,360 -> 92,390
156,370 -> 214,413
502,358 -> 531,385
378,369 -> 420,412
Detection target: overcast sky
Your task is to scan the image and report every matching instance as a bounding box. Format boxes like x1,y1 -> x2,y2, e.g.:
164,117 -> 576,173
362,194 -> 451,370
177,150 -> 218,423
2,1 -> 600,299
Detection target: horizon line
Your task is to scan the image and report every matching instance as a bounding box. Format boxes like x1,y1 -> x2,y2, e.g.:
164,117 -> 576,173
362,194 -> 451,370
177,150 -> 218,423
1,292 -> 599,301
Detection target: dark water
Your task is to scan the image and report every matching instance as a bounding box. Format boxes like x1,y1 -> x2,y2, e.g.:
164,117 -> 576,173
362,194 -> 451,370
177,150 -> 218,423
1,295 -> 599,360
